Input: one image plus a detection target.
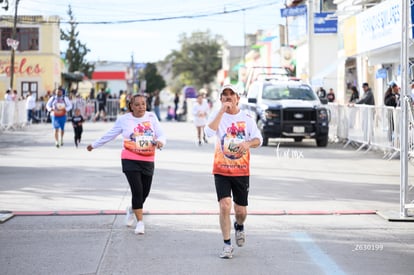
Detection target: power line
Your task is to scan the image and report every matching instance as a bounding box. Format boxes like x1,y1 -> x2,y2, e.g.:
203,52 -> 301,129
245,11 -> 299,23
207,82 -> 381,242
58,1 -> 279,25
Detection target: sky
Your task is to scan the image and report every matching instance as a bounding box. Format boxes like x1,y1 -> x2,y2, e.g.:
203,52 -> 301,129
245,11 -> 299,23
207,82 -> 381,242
2,0 -> 285,63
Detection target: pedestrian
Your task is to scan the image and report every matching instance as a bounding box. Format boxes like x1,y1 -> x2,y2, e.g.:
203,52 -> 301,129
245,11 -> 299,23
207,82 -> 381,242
317,87 -> 327,99
204,84 -> 262,259
94,88 -> 107,121
192,93 -> 209,145
152,89 -> 161,121
86,94 -> 166,235
25,91 -> 37,124
326,88 -> 335,102
174,93 -> 179,120
72,108 -> 85,148
4,89 -> 13,101
119,90 -> 127,114
46,88 -> 72,148
356,82 -> 375,105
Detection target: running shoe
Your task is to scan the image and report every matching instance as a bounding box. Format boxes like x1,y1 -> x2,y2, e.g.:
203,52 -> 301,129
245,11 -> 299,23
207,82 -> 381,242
125,206 -> 135,227
219,244 -> 234,259
234,222 -> 245,247
134,221 -> 145,235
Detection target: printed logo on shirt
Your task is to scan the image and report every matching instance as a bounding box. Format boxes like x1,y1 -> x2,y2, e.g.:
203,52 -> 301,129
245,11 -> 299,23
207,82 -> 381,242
124,121 -> 156,156
221,121 -> 246,160
53,98 -> 67,117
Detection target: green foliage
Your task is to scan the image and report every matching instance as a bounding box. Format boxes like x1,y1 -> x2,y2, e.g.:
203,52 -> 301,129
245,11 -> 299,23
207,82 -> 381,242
60,5 -> 94,79
142,63 -> 166,94
167,30 -> 222,90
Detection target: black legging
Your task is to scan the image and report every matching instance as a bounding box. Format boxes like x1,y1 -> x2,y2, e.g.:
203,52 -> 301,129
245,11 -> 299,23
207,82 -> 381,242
124,171 -> 153,209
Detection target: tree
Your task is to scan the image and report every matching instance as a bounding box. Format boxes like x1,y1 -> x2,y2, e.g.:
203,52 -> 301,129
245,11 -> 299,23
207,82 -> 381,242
142,63 -> 166,94
60,5 -> 94,80
167,30 -> 222,90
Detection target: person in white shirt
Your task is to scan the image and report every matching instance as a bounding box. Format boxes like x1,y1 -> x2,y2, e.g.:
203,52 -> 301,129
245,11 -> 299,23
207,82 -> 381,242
204,84 -> 262,259
46,88 -> 73,147
4,89 -> 13,101
25,91 -> 37,123
192,93 -> 210,145
87,94 -> 166,235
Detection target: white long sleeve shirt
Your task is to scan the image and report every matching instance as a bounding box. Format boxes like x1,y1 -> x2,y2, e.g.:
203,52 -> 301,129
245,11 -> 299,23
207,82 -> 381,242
91,112 -> 166,162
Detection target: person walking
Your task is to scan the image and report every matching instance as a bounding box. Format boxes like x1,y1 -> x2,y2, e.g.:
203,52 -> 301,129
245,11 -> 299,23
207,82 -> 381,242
119,90 -> 127,114
25,91 -> 37,124
204,84 -> 262,259
72,108 -> 85,148
173,93 -> 179,120
87,94 -> 166,235
192,93 -> 209,145
94,88 -> 107,121
152,90 -> 161,121
46,88 -> 72,148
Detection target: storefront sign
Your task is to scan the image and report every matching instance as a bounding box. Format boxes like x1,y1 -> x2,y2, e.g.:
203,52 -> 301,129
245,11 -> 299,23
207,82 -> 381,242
314,12 -> 337,34
356,0 -> 402,54
280,5 -> 307,18
0,57 -> 44,76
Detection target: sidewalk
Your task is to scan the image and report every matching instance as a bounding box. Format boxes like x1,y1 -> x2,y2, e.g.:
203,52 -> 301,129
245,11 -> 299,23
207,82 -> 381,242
1,121 -> 414,275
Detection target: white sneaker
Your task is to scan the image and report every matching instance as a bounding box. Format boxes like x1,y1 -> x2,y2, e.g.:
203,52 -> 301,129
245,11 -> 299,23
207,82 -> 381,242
234,221 -> 245,247
219,244 -> 234,259
125,206 -> 135,227
134,221 -> 145,235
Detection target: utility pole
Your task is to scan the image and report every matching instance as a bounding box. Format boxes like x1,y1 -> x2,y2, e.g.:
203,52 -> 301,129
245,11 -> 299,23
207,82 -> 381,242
307,0 -> 314,85
9,0 -> 19,91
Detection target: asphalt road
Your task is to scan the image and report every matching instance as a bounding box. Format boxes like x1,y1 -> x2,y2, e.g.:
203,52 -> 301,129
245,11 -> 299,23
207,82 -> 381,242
0,121 -> 413,275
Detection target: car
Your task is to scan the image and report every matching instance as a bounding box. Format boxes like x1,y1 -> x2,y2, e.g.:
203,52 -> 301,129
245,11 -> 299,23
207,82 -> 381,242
239,73 -> 330,147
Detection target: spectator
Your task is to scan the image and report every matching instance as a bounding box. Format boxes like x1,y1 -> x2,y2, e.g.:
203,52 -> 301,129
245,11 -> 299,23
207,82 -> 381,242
384,81 -> 400,107
317,87 -> 327,99
4,89 -> 13,101
356,82 -> 375,105
94,88 -> 107,121
174,93 -> 179,120
349,86 -> 359,103
152,90 -> 161,121
25,91 -> 37,124
326,88 -> 335,102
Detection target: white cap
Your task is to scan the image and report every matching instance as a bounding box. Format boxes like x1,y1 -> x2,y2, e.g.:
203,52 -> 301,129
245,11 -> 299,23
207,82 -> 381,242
220,84 -> 241,96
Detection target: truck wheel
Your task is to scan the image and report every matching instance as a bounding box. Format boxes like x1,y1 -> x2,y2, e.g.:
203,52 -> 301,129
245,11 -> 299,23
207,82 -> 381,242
316,135 -> 328,147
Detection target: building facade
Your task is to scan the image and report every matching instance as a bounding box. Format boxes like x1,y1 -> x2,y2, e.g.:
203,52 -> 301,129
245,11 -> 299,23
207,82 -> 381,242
0,15 -> 61,100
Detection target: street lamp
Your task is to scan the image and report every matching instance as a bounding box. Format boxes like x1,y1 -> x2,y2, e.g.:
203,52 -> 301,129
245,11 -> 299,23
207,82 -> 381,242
9,0 -> 20,91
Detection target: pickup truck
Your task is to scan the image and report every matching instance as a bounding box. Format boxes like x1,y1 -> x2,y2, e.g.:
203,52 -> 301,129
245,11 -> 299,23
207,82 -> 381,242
239,77 -> 329,147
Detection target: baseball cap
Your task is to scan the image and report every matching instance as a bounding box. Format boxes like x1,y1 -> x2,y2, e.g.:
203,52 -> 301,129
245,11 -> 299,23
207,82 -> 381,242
220,84 -> 241,96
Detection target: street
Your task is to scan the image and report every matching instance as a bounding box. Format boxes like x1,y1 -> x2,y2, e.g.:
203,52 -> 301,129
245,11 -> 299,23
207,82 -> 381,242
0,121 -> 413,275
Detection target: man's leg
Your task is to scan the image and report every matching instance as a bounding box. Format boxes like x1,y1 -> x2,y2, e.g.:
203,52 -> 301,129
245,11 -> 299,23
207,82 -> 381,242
234,203 -> 247,226
219,197 -> 232,240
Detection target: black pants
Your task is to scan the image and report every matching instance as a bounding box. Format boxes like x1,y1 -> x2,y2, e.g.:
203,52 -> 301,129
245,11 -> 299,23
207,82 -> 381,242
74,126 -> 83,145
124,171 -> 153,209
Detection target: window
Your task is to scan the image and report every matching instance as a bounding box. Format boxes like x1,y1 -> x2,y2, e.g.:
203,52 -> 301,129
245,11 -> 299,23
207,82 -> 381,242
21,81 -> 38,99
1,27 -> 39,51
